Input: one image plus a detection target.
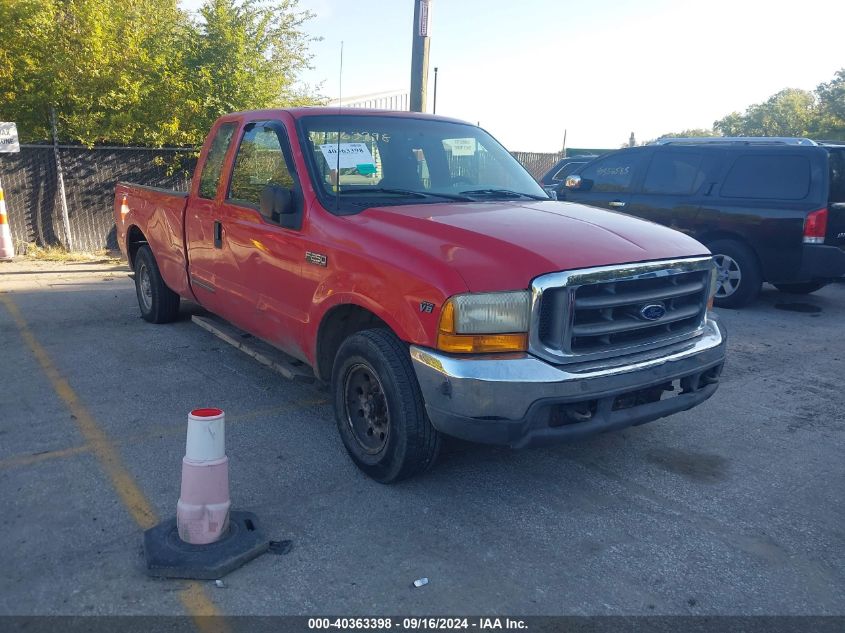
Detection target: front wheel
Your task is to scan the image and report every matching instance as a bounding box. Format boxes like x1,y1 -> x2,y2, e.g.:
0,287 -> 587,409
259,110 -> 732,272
331,329 -> 440,483
708,239 -> 762,309
773,282 -> 827,295
134,245 -> 180,323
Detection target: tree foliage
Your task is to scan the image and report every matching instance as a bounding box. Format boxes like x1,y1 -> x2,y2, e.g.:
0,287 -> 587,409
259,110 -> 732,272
0,0 -> 319,146
655,128 -> 719,140
714,71 -> 845,140
650,68 -> 845,142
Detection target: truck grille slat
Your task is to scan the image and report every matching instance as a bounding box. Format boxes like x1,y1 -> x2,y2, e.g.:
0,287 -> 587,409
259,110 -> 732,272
571,303 -> 702,338
531,258 -> 713,364
573,279 -> 706,310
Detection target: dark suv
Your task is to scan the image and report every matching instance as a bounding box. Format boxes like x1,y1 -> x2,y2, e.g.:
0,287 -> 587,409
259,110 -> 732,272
558,138 -> 845,307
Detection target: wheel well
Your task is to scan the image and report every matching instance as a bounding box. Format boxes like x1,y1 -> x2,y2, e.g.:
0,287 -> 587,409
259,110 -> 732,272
698,231 -> 763,270
125,226 -> 148,271
316,305 -> 389,382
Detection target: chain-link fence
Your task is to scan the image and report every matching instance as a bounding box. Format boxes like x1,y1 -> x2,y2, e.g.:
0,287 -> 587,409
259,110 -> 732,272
0,145 -> 559,253
0,145 -> 196,252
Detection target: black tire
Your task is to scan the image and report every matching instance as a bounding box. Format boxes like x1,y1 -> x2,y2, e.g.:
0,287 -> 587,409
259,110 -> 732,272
773,281 -> 827,295
331,328 -> 440,483
708,239 -> 762,309
134,245 -> 180,323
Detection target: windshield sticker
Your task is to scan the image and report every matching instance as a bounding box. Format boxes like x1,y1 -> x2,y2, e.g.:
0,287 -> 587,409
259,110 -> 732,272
319,143 -> 375,170
443,138 -> 476,156
356,163 -> 377,175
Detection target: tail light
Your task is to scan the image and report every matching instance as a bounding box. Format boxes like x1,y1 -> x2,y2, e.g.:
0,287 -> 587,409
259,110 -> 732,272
803,208 -> 827,244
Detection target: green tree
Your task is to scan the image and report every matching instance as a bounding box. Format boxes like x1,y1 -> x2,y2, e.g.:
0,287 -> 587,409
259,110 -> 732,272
185,0 -> 320,145
0,0 -> 192,144
714,88 -> 818,137
0,0 -> 319,146
656,128 -> 719,140
815,69 -> 845,139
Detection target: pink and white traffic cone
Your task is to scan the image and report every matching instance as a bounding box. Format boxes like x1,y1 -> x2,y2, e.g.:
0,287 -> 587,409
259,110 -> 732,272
176,408 -> 232,544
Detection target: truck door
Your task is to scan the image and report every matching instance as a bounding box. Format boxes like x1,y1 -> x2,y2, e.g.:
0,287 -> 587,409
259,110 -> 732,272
563,147 -> 650,213
185,120 -> 239,318
215,120 -> 308,356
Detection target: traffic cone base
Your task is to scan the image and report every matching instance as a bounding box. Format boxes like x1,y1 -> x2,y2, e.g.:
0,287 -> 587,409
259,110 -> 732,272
143,511 -> 268,580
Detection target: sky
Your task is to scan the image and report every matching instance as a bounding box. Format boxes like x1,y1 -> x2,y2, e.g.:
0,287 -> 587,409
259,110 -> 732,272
179,0 -> 845,152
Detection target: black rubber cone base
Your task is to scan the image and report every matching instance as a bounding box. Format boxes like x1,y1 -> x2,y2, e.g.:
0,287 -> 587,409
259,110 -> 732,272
144,511 -> 269,579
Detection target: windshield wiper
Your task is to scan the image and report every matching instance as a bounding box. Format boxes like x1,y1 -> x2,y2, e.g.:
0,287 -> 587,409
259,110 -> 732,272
338,187 -> 472,201
459,188 -> 548,200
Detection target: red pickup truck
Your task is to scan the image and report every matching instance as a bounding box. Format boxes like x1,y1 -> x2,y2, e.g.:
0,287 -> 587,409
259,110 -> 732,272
115,108 -> 727,482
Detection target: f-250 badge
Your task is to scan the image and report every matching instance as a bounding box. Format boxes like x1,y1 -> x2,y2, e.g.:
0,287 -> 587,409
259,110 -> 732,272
305,251 -> 327,267
420,301 -> 435,313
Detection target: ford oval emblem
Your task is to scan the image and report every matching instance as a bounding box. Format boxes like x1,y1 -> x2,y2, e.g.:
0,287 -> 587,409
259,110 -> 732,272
639,303 -> 666,321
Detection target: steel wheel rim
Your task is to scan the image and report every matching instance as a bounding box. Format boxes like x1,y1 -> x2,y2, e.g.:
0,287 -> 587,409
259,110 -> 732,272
344,363 -> 390,455
138,263 -> 153,311
713,254 -> 741,298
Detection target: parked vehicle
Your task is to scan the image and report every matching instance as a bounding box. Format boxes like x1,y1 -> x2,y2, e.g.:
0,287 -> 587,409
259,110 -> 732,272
538,155 -> 598,196
115,109 -> 726,482
558,137 -> 845,308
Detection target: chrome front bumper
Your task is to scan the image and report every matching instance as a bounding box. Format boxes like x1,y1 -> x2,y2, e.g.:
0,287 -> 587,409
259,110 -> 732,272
410,316 -> 727,448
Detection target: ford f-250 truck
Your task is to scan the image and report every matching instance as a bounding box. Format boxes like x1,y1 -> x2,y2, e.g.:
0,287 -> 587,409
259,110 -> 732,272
115,108 -> 727,483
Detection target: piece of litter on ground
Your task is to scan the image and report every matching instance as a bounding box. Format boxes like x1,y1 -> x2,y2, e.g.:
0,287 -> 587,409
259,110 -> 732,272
413,577 -> 429,588
268,540 -> 293,555
214,579 -> 225,588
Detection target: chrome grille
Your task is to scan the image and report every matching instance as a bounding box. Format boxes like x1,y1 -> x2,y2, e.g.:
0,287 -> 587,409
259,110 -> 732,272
530,257 -> 713,364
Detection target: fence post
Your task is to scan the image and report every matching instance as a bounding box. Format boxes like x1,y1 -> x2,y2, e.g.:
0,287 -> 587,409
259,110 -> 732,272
50,106 -> 74,251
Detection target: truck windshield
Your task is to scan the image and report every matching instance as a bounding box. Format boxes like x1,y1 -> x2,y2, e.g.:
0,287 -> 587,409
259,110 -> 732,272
298,114 -> 547,213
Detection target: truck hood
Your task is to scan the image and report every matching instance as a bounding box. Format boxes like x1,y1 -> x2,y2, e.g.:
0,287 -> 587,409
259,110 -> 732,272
354,200 -> 710,292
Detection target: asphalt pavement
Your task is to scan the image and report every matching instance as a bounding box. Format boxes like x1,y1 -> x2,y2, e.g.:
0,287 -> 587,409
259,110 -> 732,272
0,259 -> 843,616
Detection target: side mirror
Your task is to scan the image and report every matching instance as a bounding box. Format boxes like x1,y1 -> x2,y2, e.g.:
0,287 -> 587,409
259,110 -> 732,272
564,175 -> 582,190
259,184 -> 294,222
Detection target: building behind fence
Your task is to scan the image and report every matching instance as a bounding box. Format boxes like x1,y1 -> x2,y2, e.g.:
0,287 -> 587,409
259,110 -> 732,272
0,145 -> 560,253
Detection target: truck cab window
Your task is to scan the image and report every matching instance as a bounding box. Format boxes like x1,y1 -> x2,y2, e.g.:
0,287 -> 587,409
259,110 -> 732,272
229,124 -> 296,208
198,123 -> 237,199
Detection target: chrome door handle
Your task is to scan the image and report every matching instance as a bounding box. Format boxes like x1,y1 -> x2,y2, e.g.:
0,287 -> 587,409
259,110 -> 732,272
608,200 -> 626,208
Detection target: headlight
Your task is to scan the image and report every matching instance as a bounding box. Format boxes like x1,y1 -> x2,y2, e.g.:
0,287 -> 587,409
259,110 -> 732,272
437,291 -> 530,353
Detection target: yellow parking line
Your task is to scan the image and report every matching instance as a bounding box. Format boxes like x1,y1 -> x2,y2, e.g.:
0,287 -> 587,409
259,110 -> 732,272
0,293 -> 226,625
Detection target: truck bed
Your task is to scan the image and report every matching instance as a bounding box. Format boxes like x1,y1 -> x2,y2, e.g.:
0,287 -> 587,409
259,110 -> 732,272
114,181 -> 192,299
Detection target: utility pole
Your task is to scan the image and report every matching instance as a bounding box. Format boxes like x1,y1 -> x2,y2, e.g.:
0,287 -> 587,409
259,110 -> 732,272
409,0 -> 432,112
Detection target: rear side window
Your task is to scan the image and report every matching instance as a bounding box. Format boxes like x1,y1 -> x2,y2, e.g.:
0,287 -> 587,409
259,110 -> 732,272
642,151 -> 705,195
198,123 -> 237,199
578,151 -> 646,193
721,154 -> 811,200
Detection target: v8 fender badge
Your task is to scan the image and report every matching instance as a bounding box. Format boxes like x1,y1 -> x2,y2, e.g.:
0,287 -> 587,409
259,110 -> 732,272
305,251 -> 327,267
419,301 -> 435,313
